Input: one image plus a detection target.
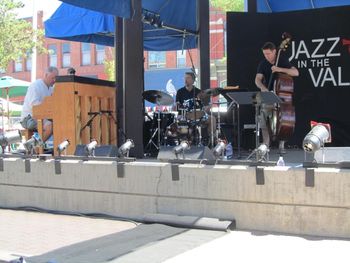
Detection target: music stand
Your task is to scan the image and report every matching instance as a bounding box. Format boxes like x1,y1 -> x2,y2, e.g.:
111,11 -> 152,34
227,91 -> 281,161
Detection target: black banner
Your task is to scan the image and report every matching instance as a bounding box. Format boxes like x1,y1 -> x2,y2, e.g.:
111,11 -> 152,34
227,6 -> 350,146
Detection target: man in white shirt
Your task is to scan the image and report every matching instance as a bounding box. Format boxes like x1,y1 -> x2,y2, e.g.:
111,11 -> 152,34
20,66 -> 59,142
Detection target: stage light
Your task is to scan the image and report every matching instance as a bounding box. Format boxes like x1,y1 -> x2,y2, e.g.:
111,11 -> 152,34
303,124 -> 330,153
142,9 -> 163,28
85,139 -> 98,156
213,140 -> 226,159
257,143 -> 269,161
57,139 -> 70,156
118,139 -> 135,157
173,140 -> 190,158
0,130 -> 22,152
23,132 -> 43,155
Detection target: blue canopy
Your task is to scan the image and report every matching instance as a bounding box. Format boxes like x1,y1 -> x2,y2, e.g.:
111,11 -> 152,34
47,1 -> 197,51
59,0 -> 131,18
257,0 -> 350,12
45,4 -> 115,46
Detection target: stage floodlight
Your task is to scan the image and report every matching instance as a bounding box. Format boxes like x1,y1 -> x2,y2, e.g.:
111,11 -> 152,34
303,124 -> 330,153
85,139 -> 98,156
57,139 -> 70,156
173,140 -> 190,159
118,139 -> 135,157
257,143 -> 269,161
213,140 -> 226,159
0,130 -> 22,152
23,132 -> 43,155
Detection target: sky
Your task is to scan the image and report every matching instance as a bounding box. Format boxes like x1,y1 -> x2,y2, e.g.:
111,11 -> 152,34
16,0 -> 62,20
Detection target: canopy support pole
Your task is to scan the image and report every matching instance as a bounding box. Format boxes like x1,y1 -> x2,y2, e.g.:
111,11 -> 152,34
117,0 -> 144,158
197,0 -> 210,91
116,16 -> 124,147
248,0 -> 258,13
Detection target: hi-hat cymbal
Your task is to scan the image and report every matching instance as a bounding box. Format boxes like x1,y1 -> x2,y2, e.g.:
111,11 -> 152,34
143,90 -> 174,106
199,88 -> 222,99
203,88 -> 222,97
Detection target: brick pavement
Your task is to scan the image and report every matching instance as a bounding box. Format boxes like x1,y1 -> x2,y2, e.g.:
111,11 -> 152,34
0,209 -> 136,262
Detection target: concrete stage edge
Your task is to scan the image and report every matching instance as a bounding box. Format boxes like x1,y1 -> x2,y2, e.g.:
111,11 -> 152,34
0,158 -> 349,239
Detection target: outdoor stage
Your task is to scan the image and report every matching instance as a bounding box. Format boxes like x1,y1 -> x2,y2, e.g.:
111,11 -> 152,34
0,149 -> 349,239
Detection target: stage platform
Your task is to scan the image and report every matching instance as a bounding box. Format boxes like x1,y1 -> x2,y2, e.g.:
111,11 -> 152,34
0,149 -> 349,239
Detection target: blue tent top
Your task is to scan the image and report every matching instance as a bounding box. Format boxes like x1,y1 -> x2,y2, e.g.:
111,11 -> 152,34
59,0 -> 131,18
142,0 -> 197,51
46,1 -> 197,51
45,4 -> 115,46
49,0 -> 350,50
256,0 -> 350,12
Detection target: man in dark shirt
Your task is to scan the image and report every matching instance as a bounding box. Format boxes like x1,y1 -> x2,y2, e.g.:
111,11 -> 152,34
176,72 -> 202,109
175,72 -> 216,145
255,42 -> 299,148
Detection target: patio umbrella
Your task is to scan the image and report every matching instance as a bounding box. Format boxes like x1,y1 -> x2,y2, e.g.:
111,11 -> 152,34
0,76 -> 30,128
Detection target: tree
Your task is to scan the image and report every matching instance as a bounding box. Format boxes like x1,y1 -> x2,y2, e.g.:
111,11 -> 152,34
0,0 -> 44,71
210,0 -> 245,12
104,60 -> 116,81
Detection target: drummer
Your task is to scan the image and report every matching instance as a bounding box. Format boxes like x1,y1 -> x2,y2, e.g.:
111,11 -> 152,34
175,72 -> 216,145
175,72 -> 202,109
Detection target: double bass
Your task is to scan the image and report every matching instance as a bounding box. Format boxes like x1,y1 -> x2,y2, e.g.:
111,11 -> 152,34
269,33 -> 295,143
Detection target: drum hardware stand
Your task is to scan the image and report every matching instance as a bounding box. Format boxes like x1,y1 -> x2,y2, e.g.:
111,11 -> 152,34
145,101 -> 162,151
210,100 -> 215,148
143,90 -> 174,153
193,120 -> 203,146
192,86 -> 199,146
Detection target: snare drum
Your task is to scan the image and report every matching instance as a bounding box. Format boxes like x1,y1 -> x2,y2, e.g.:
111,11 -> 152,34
186,110 -> 206,121
166,121 -> 190,138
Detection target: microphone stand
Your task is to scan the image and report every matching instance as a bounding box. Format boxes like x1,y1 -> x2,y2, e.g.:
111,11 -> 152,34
80,112 -> 100,133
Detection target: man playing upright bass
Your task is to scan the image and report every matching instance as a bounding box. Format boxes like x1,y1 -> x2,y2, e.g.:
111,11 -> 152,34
255,41 -> 299,152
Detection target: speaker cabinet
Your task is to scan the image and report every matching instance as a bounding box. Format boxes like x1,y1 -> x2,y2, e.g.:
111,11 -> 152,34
157,146 -> 215,161
74,145 -> 118,157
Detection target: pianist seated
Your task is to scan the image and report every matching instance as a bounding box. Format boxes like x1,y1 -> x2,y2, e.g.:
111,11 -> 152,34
20,66 -> 59,142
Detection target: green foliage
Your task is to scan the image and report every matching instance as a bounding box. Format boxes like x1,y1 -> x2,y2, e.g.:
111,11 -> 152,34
104,60 -> 115,81
0,0 -> 44,71
210,0 -> 245,12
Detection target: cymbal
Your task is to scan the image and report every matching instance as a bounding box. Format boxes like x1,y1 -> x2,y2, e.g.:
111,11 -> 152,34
199,88 -> 222,99
143,90 -> 174,106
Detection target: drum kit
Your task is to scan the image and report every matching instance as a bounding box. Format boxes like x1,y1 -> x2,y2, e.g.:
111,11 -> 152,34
143,89 -> 225,154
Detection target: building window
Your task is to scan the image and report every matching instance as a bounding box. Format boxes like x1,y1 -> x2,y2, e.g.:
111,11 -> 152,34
14,58 -> 23,72
176,50 -> 186,68
81,43 -> 91,66
62,43 -> 71,68
148,51 -> 166,69
26,52 -> 32,71
96,45 -> 105,65
48,44 -> 57,67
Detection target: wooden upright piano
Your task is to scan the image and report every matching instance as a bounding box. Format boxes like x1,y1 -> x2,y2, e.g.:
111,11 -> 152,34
33,75 -> 117,155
